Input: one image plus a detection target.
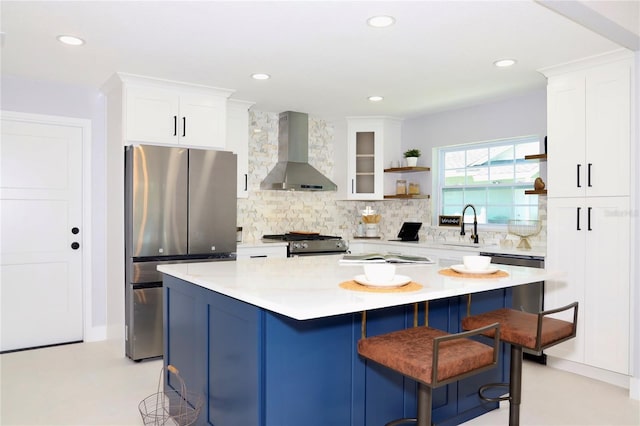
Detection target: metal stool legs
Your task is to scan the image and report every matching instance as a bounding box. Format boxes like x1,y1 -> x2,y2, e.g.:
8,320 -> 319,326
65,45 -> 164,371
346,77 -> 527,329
385,383 -> 431,426
464,302 -> 578,426
477,344 -> 523,426
508,344 -> 523,426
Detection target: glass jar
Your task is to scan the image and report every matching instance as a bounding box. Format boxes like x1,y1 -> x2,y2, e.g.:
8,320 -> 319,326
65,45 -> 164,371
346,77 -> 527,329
396,180 -> 407,195
408,182 -> 420,195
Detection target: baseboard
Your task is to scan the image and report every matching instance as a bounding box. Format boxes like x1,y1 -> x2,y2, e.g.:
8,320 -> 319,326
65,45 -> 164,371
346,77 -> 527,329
630,376 -> 640,401
546,356 -> 630,390
84,325 -> 107,342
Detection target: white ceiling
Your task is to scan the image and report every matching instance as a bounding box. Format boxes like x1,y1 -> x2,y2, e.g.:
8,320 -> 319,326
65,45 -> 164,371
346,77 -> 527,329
1,1 -> 638,120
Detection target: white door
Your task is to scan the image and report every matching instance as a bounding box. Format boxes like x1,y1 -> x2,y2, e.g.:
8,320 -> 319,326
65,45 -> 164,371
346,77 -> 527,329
1,115 -> 84,351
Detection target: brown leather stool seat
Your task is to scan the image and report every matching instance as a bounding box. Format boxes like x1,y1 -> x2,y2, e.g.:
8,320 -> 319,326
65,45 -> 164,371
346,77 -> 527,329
358,323 -> 501,426
461,302 -> 578,426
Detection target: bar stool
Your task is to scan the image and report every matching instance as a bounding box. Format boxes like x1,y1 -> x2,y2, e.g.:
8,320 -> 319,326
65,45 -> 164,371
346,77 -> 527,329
461,302 -> 578,426
357,322 -> 501,426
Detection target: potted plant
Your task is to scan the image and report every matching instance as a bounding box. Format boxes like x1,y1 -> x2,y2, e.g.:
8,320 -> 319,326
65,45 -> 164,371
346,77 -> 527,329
403,149 -> 421,167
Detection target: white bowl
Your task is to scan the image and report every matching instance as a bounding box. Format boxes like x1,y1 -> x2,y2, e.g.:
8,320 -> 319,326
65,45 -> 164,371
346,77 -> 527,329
363,264 -> 396,283
463,255 -> 491,271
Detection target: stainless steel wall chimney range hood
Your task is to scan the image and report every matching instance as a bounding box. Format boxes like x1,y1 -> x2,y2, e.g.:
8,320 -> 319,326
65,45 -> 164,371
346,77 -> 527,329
260,111 -> 338,191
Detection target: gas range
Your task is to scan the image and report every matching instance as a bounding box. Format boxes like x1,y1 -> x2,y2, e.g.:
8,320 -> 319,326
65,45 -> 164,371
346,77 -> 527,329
262,233 -> 348,256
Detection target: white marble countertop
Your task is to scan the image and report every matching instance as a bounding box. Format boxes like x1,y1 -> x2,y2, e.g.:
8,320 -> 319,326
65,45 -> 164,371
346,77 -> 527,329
158,255 -> 559,321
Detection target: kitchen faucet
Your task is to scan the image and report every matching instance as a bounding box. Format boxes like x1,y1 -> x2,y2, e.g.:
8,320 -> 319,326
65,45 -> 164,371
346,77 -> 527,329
460,204 -> 479,244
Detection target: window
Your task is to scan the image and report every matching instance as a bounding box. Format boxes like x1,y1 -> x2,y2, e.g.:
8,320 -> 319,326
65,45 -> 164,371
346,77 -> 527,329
438,136 -> 541,225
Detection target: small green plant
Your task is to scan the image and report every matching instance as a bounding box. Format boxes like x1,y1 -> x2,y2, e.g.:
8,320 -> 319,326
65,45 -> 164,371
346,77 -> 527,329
403,149 -> 421,158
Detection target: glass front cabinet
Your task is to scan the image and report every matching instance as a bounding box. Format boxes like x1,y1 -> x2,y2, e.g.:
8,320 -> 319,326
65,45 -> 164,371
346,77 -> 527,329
346,117 -> 402,200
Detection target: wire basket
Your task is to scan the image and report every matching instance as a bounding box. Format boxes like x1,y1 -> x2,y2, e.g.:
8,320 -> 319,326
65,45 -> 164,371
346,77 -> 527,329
507,219 -> 541,250
139,365 -> 204,426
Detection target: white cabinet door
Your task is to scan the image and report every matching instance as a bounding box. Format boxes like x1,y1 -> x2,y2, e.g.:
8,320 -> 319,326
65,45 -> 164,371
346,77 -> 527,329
583,197 -> 629,373
227,100 -> 254,198
546,58 -> 631,198
347,120 -> 382,200
547,72 -> 585,198
180,93 -> 227,149
126,86 -> 179,145
236,245 -> 287,259
346,118 -> 401,200
545,197 -> 630,374
545,198 -> 587,363
584,61 -> 630,197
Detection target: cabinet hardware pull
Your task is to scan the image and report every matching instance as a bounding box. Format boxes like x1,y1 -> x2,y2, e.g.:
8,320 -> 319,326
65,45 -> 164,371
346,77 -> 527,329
576,207 -> 581,231
244,174 -> 248,191
351,179 -> 354,194
587,207 -> 592,231
576,164 -> 581,188
173,116 -> 177,136
587,163 -> 592,187
182,117 -> 186,137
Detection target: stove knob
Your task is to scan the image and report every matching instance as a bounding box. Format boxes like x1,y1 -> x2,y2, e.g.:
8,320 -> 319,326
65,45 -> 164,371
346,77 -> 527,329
292,242 -> 300,249
301,242 -> 308,249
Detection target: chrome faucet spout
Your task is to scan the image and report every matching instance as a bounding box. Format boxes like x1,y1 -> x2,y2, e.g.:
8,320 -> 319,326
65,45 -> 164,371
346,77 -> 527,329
460,204 -> 479,244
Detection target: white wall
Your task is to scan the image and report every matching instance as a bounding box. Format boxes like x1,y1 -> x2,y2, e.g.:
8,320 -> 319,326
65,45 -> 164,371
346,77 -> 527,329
1,75 -> 108,334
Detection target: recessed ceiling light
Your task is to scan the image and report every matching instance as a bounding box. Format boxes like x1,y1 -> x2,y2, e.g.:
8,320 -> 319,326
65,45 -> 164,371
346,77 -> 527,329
367,15 -> 395,28
251,73 -> 270,80
368,96 -> 384,102
57,35 -> 85,46
494,59 -> 517,68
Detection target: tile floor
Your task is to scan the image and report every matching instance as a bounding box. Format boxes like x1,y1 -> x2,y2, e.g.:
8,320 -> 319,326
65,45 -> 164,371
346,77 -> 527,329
0,340 -> 638,425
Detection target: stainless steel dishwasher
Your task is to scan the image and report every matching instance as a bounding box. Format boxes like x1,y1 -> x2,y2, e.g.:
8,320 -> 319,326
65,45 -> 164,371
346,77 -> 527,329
480,251 -> 546,364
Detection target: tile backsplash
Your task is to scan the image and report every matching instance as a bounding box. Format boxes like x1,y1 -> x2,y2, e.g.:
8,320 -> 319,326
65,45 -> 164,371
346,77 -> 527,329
237,110 -> 546,247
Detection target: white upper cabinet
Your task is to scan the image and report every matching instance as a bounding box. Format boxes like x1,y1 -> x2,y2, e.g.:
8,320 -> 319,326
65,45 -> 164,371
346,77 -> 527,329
346,117 -> 402,200
226,99 -> 255,198
105,73 -> 234,149
544,53 -> 631,198
125,85 -> 180,144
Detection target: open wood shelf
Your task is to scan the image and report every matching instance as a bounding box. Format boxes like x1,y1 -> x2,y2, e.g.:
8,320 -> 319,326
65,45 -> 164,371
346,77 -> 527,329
525,189 -> 547,195
524,154 -> 547,161
383,166 -> 431,173
384,194 -> 430,199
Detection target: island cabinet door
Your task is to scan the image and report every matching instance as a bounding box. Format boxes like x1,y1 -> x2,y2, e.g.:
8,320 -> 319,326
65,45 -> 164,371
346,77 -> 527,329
355,305 -> 423,425
262,312 -> 356,426
164,276 -> 263,426
163,277 -> 209,409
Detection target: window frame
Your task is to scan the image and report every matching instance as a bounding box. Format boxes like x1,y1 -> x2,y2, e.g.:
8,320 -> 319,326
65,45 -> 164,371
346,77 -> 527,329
435,135 -> 542,229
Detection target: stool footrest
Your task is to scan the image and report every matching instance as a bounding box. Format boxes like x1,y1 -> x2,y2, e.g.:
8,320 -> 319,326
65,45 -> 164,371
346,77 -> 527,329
479,382 -> 511,403
385,418 -> 418,426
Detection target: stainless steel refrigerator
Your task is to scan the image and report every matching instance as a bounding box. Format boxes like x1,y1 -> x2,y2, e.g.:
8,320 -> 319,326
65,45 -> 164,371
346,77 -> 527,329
125,144 -> 237,360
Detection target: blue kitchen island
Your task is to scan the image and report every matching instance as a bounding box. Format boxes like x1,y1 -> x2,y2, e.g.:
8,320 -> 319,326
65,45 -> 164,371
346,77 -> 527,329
159,256 -> 556,426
